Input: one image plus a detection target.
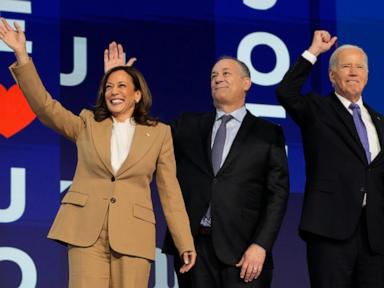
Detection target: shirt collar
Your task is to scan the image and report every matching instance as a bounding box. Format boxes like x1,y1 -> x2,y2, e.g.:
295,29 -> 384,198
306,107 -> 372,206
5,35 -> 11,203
112,116 -> 135,125
335,92 -> 364,111
215,106 -> 247,123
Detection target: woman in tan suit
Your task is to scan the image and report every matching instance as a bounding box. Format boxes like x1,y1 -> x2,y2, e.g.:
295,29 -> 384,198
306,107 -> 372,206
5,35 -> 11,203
0,18 -> 196,288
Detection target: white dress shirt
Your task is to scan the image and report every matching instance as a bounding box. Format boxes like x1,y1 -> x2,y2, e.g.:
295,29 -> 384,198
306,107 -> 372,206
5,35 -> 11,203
111,117 -> 136,174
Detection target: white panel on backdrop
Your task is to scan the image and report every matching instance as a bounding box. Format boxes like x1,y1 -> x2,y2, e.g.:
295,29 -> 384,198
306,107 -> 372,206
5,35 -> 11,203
60,180 -> 72,193
0,0 -> 31,13
0,247 -> 37,288
0,168 -> 26,223
243,0 -> 277,10
60,37 -> 87,87
246,103 -> 286,118
154,248 -> 179,288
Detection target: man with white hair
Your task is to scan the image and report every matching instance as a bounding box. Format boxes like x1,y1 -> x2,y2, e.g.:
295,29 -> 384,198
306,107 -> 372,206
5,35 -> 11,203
277,30 -> 384,287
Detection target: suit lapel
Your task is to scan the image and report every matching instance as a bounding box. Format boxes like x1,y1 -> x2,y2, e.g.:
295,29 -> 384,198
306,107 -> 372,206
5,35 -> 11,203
203,113 -> 216,175
116,124 -> 159,176
91,117 -> 114,175
329,94 -> 368,164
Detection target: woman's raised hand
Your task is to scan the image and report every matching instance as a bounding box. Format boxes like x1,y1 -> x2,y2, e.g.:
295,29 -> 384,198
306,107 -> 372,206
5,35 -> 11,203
104,41 -> 137,72
0,18 -> 29,65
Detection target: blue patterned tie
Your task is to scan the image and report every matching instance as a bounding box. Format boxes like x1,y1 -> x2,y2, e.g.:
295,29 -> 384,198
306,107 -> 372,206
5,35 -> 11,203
349,103 -> 371,163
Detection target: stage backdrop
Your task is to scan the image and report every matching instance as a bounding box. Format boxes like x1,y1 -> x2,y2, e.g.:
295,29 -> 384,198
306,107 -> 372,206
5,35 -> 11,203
1,0 -> 384,287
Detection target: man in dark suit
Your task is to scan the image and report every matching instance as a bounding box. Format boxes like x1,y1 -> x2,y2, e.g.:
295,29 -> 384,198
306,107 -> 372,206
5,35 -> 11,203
163,56 -> 289,288
277,30 -> 384,287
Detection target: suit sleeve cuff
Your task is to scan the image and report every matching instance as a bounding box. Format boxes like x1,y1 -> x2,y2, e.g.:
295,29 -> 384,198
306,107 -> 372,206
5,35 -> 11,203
302,50 -> 317,65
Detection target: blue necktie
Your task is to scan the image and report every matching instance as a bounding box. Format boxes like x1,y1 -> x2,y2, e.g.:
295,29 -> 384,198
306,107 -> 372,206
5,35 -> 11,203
211,114 -> 233,175
349,103 -> 371,163
200,115 -> 232,227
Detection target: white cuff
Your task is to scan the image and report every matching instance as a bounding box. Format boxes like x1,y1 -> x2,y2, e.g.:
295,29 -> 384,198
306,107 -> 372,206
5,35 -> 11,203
302,50 -> 317,65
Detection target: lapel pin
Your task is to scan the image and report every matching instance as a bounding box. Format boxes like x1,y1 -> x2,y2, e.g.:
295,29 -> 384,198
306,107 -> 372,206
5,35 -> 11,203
377,116 -> 381,121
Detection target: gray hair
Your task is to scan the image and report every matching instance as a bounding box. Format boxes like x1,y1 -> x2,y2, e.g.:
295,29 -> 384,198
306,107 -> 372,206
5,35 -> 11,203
329,44 -> 369,71
215,56 -> 251,78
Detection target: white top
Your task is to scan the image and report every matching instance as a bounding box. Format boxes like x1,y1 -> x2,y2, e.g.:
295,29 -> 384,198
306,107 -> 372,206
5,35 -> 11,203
111,117 -> 136,174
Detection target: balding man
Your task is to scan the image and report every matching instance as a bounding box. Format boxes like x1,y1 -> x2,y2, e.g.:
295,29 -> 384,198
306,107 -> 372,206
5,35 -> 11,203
163,56 -> 289,288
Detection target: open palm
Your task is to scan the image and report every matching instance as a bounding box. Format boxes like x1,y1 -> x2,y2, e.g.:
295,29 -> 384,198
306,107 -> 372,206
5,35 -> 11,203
0,18 -> 26,53
104,41 -> 136,72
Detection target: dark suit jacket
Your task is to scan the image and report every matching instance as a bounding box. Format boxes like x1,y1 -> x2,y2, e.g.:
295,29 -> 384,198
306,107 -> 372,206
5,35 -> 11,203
277,56 -> 384,254
163,110 -> 289,266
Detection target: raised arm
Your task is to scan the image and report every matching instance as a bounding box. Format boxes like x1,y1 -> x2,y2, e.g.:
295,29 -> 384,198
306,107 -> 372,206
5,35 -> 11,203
104,41 -> 137,72
0,18 -> 84,141
276,30 -> 337,126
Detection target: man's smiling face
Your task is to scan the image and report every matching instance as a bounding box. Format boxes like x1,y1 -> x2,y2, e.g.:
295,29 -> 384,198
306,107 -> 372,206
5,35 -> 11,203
329,47 -> 368,102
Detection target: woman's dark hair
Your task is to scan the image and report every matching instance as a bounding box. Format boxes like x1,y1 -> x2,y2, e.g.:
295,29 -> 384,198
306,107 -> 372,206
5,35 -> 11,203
94,66 -> 158,126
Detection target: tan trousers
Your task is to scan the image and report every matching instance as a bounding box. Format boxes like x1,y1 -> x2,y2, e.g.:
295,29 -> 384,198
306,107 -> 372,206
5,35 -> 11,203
67,215 -> 151,288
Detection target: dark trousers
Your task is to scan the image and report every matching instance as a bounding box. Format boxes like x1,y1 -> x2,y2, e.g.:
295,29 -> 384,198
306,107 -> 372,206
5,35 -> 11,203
175,232 -> 272,288
306,208 -> 384,288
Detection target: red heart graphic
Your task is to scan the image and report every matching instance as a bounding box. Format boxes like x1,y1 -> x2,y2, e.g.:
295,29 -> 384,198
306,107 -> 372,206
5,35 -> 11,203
0,84 -> 36,138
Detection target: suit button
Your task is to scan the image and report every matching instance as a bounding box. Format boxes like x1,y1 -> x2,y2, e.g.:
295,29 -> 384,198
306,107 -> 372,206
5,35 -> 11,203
212,178 -> 218,184
360,187 -> 366,192
110,197 -> 116,203
111,176 -> 115,182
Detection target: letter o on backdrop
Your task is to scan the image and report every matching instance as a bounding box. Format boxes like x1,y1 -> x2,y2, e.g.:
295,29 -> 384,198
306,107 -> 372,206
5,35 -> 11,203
0,247 -> 37,288
243,0 -> 277,10
237,32 -> 289,86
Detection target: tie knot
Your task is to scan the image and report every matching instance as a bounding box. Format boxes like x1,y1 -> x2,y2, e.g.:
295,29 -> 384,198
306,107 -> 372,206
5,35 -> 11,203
220,114 -> 232,124
349,103 -> 360,111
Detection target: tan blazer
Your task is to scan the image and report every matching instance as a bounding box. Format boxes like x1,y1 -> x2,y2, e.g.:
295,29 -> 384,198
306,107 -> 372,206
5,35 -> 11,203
10,60 -> 194,261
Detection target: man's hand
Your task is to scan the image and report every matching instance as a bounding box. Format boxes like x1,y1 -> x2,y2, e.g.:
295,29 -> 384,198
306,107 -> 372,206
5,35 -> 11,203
236,243 -> 266,283
104,41 -> 137,72
308,30 -> 337,57
179,250 -> 197,273
0,18 -> 29,65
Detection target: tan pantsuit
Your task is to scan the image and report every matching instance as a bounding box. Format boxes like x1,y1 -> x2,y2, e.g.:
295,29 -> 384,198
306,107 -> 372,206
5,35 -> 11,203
10,60 -> 195,287
68,215 -> 151,288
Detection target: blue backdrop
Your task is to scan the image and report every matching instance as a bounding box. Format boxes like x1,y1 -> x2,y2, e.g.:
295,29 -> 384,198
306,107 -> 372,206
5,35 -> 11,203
1,0 -> 384,287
